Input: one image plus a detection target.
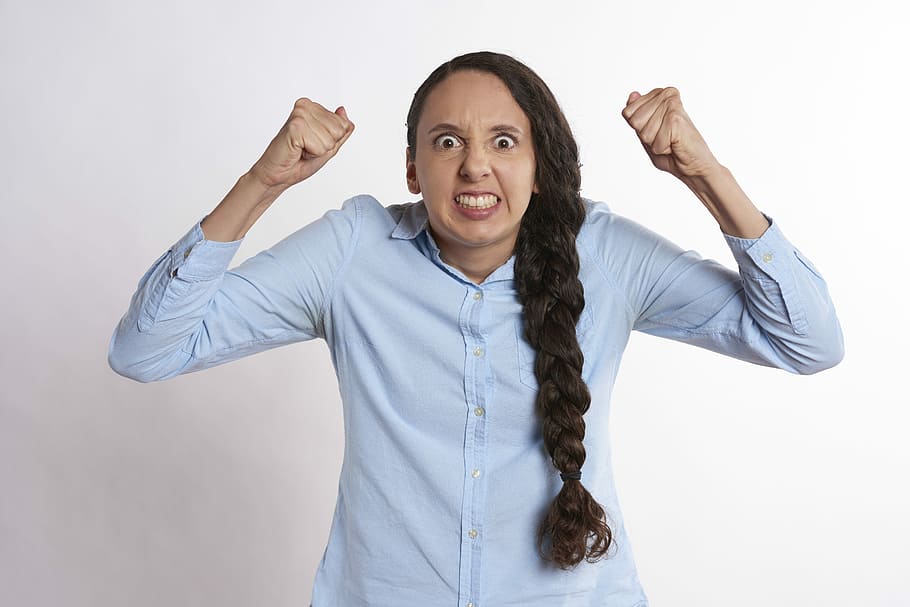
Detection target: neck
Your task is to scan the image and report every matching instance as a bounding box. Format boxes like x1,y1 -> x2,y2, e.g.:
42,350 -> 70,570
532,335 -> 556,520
434,232 -> 515,285
440,254 -> 508,284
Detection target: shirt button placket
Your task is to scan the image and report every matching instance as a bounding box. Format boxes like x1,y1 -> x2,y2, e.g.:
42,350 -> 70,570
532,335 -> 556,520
462,286 -> 487,606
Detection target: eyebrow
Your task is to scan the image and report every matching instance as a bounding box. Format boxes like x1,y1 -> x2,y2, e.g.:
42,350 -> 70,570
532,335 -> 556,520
426,123 -> 524,136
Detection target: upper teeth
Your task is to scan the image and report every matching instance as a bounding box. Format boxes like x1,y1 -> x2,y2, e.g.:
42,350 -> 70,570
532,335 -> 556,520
456,194 -> 498,208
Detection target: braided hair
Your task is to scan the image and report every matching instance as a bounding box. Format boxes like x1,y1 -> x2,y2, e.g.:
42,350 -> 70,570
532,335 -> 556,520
405,51 -> 611,569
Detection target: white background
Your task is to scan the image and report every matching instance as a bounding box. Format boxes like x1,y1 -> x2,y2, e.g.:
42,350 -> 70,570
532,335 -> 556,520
2,1 -> 907,605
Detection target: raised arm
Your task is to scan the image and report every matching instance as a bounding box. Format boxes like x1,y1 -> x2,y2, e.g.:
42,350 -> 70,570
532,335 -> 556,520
611,86 -> 843,373
108,99 -> 356,382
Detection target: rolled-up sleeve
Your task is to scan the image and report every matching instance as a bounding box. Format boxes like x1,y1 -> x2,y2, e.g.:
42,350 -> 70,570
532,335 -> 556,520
108,196 -> 361,382
596,208 -> 844,375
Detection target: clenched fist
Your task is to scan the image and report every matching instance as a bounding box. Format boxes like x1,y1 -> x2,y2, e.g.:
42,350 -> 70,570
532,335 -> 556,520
250,98 -> 355,189
622,87 -> 720,182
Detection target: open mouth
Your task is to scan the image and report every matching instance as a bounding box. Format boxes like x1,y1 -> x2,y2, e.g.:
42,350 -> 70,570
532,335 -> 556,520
454,194 -> 500,209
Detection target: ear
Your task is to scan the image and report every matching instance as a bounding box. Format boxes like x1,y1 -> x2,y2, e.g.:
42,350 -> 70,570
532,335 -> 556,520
533,181 -> 539,194
405,147 -> 421,195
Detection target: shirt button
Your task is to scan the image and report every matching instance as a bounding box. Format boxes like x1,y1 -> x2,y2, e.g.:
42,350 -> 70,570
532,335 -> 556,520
474,407 -> 485,417
762,252 -> 773,263
473,291 -> 482,300
467,603 -> 475,607
472,469 -> 481,478
473,347 -> 484,357
468,528 -> 478,539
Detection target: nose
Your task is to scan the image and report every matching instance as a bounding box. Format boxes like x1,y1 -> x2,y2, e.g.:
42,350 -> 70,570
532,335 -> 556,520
459,144 -> 491,181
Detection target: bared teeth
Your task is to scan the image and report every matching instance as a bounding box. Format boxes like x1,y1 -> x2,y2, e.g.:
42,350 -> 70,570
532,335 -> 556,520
455,194 -> 499,209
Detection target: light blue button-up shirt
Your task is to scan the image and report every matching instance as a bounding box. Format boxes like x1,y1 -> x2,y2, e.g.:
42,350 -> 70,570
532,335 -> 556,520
109,196 -> 844,607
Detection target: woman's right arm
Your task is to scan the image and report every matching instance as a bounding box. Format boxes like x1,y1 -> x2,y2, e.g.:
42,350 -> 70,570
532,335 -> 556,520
108,99 -> 355,382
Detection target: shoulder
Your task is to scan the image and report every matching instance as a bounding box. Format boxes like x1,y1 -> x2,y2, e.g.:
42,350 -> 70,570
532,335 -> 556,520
579,197 -> 674,252
265,194 -> 422,284
578,197 -> 688,289
299,194 -> 411,242
308,194 -> 431,249
336,194 -> 422,228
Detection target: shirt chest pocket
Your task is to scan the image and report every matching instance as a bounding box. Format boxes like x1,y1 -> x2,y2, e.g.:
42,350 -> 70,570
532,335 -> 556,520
514,307 -> 595,391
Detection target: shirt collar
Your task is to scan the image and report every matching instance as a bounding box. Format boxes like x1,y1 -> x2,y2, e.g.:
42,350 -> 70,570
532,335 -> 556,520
389,199 -> 516,285
391,200 -> 429,240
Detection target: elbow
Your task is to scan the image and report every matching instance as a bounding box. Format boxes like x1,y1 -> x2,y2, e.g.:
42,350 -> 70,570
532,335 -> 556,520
796,344 -> 844,375
793,321 -> 845,375
108,348 -> 158,383
107,330 -> 167,383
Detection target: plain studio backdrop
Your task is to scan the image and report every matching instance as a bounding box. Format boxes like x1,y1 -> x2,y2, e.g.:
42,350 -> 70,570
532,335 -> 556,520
1,0 -> 906,605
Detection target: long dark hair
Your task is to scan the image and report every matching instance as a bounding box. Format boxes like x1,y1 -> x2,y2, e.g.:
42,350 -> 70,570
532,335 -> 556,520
405,51 -> 612,569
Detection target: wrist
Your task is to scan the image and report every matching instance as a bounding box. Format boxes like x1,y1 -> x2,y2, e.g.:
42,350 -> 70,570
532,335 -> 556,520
681,165 -> 770,239
200,173 -> 284,242
243,168 -> 289,202
681,162 -> 730,195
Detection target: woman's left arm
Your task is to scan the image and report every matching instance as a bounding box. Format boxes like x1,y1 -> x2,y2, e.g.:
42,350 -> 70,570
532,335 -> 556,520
622,87 -> 770,238
617,87 -> 844,373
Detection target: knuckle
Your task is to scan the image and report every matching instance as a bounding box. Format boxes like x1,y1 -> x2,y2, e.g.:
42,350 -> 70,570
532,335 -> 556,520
287,115 -> 308,132
329,119 -> 347,138
668,111 -> 685,125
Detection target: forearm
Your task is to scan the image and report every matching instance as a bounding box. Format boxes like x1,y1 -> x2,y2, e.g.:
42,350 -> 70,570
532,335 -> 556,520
200,171 -> 287,242
682,165 -> 770,239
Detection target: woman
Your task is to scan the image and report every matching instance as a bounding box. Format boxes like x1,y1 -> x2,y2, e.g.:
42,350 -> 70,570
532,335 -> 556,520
109,52 -> 843,606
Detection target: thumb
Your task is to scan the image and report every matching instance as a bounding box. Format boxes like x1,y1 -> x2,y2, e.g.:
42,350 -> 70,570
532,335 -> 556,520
626,91 -> 641,105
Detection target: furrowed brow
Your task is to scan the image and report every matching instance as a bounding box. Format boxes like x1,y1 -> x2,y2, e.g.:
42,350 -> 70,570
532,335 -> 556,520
427,123 -> 462,135
426,123 -> 525,136
489,124 -> 523,136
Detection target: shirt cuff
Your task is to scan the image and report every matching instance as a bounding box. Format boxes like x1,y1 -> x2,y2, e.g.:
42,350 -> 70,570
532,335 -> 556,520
722,213 -> 788,280
721,212 -> 810,335
168,215 -> 244,281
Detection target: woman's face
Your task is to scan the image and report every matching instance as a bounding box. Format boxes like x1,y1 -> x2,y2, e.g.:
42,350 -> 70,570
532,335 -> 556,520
406,70 -> 537,264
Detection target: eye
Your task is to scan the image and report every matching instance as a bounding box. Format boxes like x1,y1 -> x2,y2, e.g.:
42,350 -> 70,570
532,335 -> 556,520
494,134 -> 516,149
434,134 -> 461,150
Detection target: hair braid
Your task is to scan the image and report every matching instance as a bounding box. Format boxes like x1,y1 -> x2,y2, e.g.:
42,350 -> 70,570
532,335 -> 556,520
515,190 -> 612,569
